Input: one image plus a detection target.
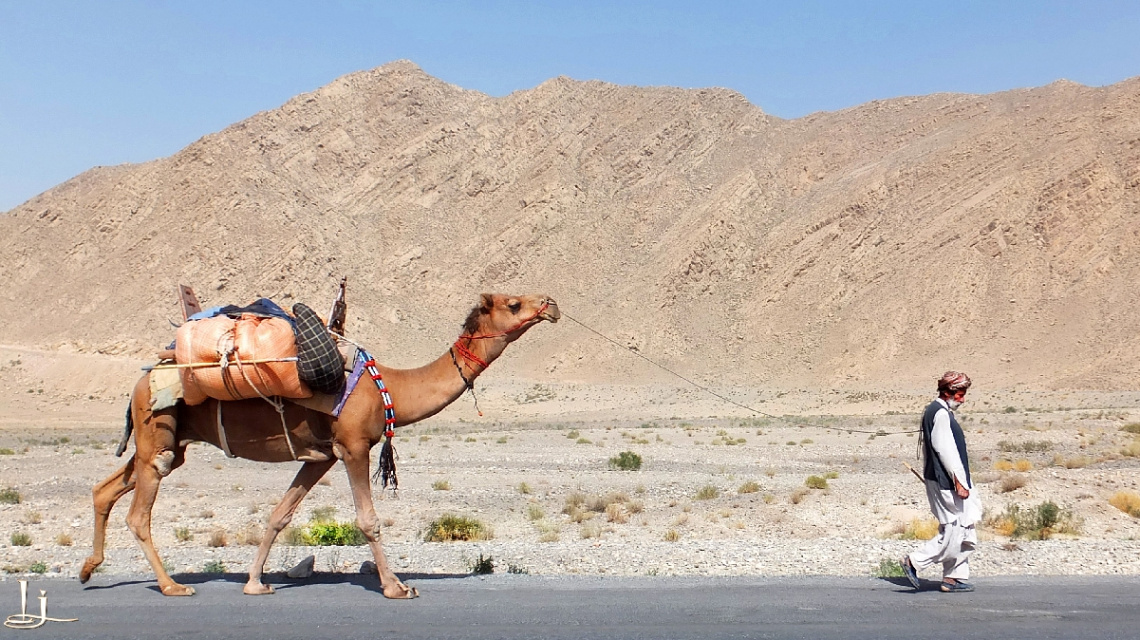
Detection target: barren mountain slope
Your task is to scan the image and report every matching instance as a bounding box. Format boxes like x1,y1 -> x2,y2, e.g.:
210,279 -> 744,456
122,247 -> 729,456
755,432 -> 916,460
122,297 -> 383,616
1,61 -> 1138,391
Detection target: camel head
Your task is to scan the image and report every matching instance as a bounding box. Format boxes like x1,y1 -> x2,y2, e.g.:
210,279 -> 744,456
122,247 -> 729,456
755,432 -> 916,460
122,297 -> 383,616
462,293 -> 560,343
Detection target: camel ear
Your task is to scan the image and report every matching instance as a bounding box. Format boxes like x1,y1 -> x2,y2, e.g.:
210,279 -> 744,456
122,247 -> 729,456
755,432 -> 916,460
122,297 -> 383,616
479,293 -> 495,313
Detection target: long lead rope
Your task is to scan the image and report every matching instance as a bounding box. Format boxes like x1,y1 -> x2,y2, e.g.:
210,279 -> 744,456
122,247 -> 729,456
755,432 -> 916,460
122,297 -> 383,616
560,311 -> 916,437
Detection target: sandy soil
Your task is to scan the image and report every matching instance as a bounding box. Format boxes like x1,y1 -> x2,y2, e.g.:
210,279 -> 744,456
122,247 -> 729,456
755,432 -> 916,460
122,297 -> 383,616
2,347 -> 1140,583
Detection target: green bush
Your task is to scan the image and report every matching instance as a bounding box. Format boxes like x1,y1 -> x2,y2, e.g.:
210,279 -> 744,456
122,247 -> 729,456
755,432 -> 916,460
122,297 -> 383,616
805,475 -> 829,490
10,532 -> 31,546
0,488 -> 20,504
424,514 -> 492,542
302,521 -> 367,546
202,560 -> 226,574
608,451 -> 643,471
470,554 -> 494,575
873,558 -> 904,578
28,561 -> 47,575
695,485 -> 719,500
1004,501 -> 1080,540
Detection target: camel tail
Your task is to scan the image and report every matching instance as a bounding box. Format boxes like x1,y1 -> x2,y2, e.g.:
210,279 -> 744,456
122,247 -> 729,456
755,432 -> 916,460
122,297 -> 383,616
114,394 -> 134,457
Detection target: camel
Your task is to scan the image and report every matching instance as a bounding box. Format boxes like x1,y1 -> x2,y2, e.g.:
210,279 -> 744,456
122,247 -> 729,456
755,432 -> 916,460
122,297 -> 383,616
79,293 -> 559,599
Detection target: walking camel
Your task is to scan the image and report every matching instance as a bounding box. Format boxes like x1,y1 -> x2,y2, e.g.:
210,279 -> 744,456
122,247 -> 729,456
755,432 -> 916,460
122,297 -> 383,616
80,293 -> 559,599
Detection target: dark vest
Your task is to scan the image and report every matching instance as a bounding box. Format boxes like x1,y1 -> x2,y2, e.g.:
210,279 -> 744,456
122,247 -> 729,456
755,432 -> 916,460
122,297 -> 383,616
920,400 -> 971,490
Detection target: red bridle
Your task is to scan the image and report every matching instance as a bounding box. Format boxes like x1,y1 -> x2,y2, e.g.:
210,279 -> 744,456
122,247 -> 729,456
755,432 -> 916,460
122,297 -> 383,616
448,299 -> 551,418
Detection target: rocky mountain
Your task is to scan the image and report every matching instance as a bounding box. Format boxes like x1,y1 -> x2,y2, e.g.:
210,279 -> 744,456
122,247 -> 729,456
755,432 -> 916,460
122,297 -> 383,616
2,60 -> 1138,391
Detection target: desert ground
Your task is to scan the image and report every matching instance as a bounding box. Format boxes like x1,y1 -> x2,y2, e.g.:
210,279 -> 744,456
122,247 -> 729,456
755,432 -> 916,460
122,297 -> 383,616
2,345 -> 1139,585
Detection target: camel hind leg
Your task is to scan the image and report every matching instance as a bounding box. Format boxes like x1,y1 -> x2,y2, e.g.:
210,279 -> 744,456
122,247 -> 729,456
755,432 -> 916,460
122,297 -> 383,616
244,459 -> 336,595
79,455 -> 137,583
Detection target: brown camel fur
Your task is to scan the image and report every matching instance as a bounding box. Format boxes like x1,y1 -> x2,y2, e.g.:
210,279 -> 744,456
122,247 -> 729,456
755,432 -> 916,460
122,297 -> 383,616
80,293 -> 559,598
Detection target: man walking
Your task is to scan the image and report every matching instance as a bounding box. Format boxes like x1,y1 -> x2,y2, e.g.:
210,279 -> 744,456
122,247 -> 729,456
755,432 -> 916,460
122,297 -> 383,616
902,371 -> 982,592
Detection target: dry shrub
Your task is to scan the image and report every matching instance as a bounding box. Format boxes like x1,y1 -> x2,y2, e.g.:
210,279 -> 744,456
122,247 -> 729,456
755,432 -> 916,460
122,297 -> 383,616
973,471 -> 1000,484
537,521 -> 560,543
999,473 -> 1028,493
605,503 -> 628,524
1013,459 -> 1033,472
1064,456 -> 1090,469
235,524 -> 264,546
627,500 -> 644,514
54,533 -> 73,547
1109,491 -> 1140,517
994,460 -> 1014,471
989,515 -> 1017,537
562,492 -> 588,514
588,492 -> 629,512
526,503 -> 544,521
738,480 -> 761,494
1121,440 -> 1140,458
663,529 -> 680,542
789,487 -> 810,504
579,522 -> 601,539
208,529 -> 228,548
902,518 -> 939,540
695,485 -> 720,500
671,513 -> 689,527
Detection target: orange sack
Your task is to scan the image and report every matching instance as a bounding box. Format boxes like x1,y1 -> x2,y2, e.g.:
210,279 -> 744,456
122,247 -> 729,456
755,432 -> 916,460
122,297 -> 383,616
175,313 -> 312,405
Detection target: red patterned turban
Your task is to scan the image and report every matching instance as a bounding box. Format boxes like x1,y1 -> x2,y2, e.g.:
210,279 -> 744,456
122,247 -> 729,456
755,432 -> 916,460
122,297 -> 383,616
937,371 -> 972,394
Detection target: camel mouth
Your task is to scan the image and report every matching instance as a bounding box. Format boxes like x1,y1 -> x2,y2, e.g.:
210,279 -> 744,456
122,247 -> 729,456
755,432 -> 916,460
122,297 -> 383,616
539,299 -> 560,323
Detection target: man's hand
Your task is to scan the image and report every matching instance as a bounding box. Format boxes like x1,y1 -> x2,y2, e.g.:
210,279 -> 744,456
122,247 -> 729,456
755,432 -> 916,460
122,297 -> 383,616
954,475 -> 970,499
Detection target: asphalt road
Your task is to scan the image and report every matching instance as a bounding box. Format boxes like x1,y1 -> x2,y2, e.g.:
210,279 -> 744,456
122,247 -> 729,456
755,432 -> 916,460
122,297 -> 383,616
3,572 -> 1138,639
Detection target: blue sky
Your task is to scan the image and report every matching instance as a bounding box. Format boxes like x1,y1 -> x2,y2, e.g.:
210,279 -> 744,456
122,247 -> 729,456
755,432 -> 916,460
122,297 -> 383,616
2,1 -> 1138,211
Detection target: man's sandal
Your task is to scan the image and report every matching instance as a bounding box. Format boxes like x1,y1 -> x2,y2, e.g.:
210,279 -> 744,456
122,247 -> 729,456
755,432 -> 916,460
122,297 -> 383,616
901,557 -> 920,589
940,580 -> 974,592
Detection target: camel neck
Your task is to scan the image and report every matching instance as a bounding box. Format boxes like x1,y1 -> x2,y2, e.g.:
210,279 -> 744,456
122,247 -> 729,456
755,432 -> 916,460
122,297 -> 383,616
369,337 -> 504,427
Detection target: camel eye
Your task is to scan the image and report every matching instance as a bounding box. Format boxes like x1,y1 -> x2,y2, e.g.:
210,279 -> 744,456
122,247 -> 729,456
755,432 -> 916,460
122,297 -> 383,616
508,300 -> 521,313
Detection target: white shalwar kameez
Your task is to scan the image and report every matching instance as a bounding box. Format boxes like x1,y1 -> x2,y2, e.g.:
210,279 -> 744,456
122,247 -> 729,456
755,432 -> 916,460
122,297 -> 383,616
909,398 -> 983,580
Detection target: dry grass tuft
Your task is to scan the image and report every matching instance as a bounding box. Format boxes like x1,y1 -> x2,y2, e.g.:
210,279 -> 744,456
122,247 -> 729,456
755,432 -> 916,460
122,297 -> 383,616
208,529 -> 228,548
1109,490 -> 1140,517
1013,459 -> 1033,472
695,485 -> 720,500
789,487 -> 810,504
902,518 -> 939,540
431,479 -> 451,491
737,480 -> 761,494
235,524 -> 264,546
1121,439 -> 1140,458
994,459 -> 1014,471
605,503 -> 628,524
54,533 -> 73,547
999,473 -> 1028,493
664,529 -> 680,542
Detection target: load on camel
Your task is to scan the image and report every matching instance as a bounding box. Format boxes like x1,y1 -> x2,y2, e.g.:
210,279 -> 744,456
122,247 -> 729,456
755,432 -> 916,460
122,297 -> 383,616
80,285 -> 559,599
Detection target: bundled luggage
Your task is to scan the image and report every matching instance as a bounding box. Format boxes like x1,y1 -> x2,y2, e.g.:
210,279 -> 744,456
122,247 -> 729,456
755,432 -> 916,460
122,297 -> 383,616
171,296 -> 345,406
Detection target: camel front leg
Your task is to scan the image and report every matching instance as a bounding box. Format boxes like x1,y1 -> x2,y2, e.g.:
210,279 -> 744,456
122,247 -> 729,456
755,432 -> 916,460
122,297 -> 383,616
342,443 -> 418,599
80,456 -> 137,583
244,459 -> 336,595
126,458 -> 193,595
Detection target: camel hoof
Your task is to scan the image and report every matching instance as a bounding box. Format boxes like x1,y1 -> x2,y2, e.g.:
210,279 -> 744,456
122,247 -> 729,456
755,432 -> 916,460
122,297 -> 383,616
160,583 -> 196,597
243,582 -> 276,596
79,560 -> 99,584
383,582 -> 418,599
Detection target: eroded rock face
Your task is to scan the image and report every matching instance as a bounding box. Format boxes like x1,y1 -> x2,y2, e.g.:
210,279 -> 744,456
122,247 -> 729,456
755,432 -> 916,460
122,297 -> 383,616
2,61 -> 1139,390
